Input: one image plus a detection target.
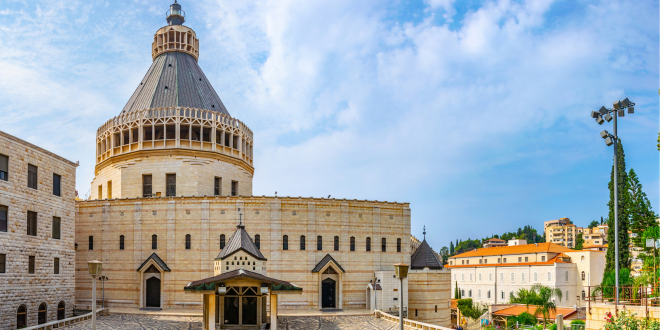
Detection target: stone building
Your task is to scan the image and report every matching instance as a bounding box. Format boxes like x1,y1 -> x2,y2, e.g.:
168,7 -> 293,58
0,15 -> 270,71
447,242 -> 605,308
0,131 -> 78,329
74,1 -> 450,327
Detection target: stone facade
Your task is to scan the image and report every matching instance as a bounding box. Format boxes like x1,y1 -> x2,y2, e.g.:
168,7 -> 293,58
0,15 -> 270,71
75,197 -> 412,312
0,131 -> 78,329
586,303 -> 660,330
408,269 -> 451,326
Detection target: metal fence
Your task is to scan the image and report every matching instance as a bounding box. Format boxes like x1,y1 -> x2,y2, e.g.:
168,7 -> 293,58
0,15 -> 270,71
587,285 -> 660,316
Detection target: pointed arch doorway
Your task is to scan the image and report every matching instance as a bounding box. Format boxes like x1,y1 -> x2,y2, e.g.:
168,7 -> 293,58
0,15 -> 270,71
312,254 -> 345,310
322,278 -> 336,308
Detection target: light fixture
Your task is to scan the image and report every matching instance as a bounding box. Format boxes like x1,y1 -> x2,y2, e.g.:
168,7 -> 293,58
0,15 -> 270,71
87,260 -> 103,277
613,101 -> 621,110
600,130 -> 609,139
261,286 -> 269,294
591,111 -> 600,119
605,137 -> 614,146
599,106 -> 608,115
618,110 -> 625,117
621,98 -> 631,107
628,106 -> 634,114
604,114 -> 613,122
394,263 -> 409,279
596,117 -> 605,125
217,285 -> 227,294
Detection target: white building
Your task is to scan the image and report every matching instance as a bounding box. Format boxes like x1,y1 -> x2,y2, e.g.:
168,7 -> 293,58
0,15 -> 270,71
446,242 -> 605,308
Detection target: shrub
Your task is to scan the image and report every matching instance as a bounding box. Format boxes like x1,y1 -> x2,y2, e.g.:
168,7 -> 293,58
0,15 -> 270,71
571,319 -> 586,325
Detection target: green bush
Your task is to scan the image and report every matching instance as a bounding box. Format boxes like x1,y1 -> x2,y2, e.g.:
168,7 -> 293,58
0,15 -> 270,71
548,324 -> 557,330
571,319 -> 585,325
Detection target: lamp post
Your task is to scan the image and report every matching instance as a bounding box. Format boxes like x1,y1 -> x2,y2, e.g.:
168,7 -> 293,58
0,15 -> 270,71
99,276 -> 109,308
394,263 -> 409,330
591,98 -> 635,304
87,260 -> 103,330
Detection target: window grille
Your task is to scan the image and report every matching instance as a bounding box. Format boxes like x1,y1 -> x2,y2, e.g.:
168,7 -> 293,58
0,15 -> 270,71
283,235 -> 288,250
185,234 -> 191,249
27,211 -> 37,236
152,234 -> 157,249
366,237 -> 371,252
143,175 -> 152,197
300,235 -> 305,250
54,257 -> 60,274
255,234 -> 260,249
350,237 -> 355,251
120,235 -> 124,250
397,238 -> 401,252
381,238 -> 386,252
0,154 -> 7,181
334,236 -> 339,251
220,234 -> 226,249
53,174 -> 61,196
52,217 -> 61,239
0,205 -> 7,232
27,164 -> 37,189
166,174 -> 176,197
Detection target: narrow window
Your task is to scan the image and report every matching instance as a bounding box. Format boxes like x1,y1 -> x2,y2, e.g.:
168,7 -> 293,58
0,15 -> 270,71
231,180 -> 238,196
565,271 -> 568,281
89,236 -> 94,250
334,236 -> 339,251
0,254 -> 5,273
547,272 -> 551,281
366,237 -> 371,252
119,235 -> 124,250
38,302 -> 47,324
27,164 -> 38,189
166,174 -> 176,197
214,177 -> 221,196
488,290 -> 491,298
52,216 -> 61,239
29,256 -> 35,274
518,257 -> 521,262
220,234 -> 226,249
317,236 -> 322,251
17,305 -> 27,328
255,234 -> 261,249
582,290 -> 586,300
541,256 -> 546,262
27,211 -> 37,236
501,291 -> 504,299
283,235 -> 288,250
185,234 -> 191,249
397,238 -> 401,252
415,309 -> 418,317
534,272 -> 538,281
98,185 -> 102,199
142,175 -> 152,197
0,205 -> 7,232
435,305 -> 437,313
0,154 -> 7,181
300,235 -> 306,250
503,258 -> 507,263
152,234 -> 157,249
581,271 -> 585,281
54,257 -> 60,274
350,236 -> 355,251
57,302 -> 65,320
53,174 -> 61,196
525,257 -> 528,262
107,180 -> 112,199
382,237 -> 386,252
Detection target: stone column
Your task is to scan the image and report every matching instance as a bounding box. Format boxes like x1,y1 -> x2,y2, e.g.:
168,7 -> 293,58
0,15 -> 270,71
203,294 -> 216,330
270,294 -> 278,330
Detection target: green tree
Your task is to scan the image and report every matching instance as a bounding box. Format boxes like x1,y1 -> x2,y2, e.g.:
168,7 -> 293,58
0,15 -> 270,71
440,246 -> 449,257
605,140 -> 631,273
575,233 -> 584,250
588,220 -> 599,229
510,284 -> 562,329
628,169 -> 657,249
449,241 -> 455,255
456,299 -> 487,326
454,281 -> 461,299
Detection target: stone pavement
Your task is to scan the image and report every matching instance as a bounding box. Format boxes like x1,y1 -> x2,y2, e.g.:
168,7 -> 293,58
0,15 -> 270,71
61,314 -> 405,329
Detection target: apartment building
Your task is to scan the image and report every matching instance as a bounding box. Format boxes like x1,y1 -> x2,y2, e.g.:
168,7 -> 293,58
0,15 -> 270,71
446,242 -> 605,308
483,238 -> 507,248
544,218 -> 580,248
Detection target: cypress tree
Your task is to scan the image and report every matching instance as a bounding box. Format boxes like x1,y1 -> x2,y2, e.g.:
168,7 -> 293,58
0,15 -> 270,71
604,141 -> 631,273
450,241 -> 455,255
628,169 -> 657,249
454,281 -> 461,299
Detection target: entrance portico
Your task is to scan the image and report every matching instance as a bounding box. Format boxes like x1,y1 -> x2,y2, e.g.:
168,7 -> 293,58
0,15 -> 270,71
312,254 -> 345,310
137,253 -> 171,309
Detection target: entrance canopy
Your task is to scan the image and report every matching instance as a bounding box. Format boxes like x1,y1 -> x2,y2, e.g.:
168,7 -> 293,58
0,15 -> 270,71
184,268 -> 301,293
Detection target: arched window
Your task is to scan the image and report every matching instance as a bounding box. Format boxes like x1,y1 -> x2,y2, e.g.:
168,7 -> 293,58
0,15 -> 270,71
547,272 -> 552,281
366,237 -> 371,252
17,305 -> 27,328
511,273 -> 514,282
397,238 -> 402,252
382,238 -> 386,252
581,255 -> 585,262
255,234 -> 260,249
453,274 -> 456,280
350,237 -> 355,251
334,236 -> 339,251
185,234 -> 191,250
500,273 -> 503,282
468,290 -> 472,297
510,291 -> 514,299
300,235 -> 306,250
38,302 -> 47,324
489,273 -> 493,281
534,272 -> 538,282
522,273 -> 525,282
461,274 -> 465,281
152,234 -> 157,249
119,235 -> 124,250
220,234 -> 226,249
581,271 -> 586,281
582,290 -> 586,300
283,235 -> 288,250
478,289 -> 481,298
487,290 -> 491,299
317,236 -> 322,251
566,291 -> 569,300
501,291 -> 504,299
469,273 -> 472,281
478,273 -> 482,281
57,301 -> 65,320
461,289 -> 465,297
89,236 -> 93,250
565,271 -> 569,281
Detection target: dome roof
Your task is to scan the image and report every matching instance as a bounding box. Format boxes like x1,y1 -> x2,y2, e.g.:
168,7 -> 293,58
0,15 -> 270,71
120,51 -> 229,116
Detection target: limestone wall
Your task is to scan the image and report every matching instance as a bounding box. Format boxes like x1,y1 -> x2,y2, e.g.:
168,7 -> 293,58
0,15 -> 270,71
408,269 -> 451,327
0,131 -> 77,329
75,196 -> 411,310
586,303 -> 660,330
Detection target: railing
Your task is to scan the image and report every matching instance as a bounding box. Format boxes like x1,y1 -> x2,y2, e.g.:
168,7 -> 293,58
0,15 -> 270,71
22,307 -> 105,330
587,285 -> 660,317
375,310 -> 453,330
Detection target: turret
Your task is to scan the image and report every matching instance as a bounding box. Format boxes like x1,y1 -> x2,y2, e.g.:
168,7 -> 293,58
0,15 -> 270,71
166,1 -> 185,26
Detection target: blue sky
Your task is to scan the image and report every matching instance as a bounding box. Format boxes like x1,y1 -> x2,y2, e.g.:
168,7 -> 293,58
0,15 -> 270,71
0,0 -> 657,252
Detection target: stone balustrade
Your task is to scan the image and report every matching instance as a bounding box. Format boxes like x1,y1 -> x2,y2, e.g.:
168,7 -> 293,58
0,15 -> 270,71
375,310 -> 452,330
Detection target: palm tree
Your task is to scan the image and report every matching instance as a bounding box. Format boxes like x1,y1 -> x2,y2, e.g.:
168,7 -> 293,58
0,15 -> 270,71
510,283 -> 562,329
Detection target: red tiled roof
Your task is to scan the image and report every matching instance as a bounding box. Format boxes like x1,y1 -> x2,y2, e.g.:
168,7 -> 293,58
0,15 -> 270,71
450,242 -> 570,259
445,253 -> 571,269
493,305 -> 577,319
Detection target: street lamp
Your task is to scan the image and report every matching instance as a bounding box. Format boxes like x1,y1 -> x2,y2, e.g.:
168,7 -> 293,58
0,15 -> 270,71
394,263 -> 409,330
99,276 -> 109,308
591,98 -> 635,304
87,260 -> 103,330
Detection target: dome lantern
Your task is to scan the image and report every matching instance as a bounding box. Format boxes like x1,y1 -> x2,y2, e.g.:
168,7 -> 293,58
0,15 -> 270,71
166,1 -> 185,26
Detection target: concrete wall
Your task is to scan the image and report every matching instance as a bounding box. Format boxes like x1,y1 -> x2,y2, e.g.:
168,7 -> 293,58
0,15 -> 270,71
0,131 -> 77,329
75,196 -> 411,311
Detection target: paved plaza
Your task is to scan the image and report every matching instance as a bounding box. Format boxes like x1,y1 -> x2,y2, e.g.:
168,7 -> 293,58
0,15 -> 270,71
62,314 -> 403,329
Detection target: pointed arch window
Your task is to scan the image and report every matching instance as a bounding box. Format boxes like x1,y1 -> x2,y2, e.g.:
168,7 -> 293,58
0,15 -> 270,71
381,238 -> 386,252
300,235 -> 305,250
119,235 -> 125,250
152,234 -> 157,250
350,237 -> 355,251
220,234 -> 226,249
317,236 -> 322,251
185,234 -> 191,250
366,237 -> 371,252
397,238 -> 401,252
334,236 -> 339,251
283,235 -> 288,250
255,234 -> 260,249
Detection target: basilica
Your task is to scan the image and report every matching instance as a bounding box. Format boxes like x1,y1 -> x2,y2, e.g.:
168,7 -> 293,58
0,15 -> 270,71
70,1 -> 450,328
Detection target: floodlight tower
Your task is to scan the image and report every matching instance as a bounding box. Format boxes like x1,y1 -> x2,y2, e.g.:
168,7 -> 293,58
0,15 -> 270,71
590,98 -> 635,304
